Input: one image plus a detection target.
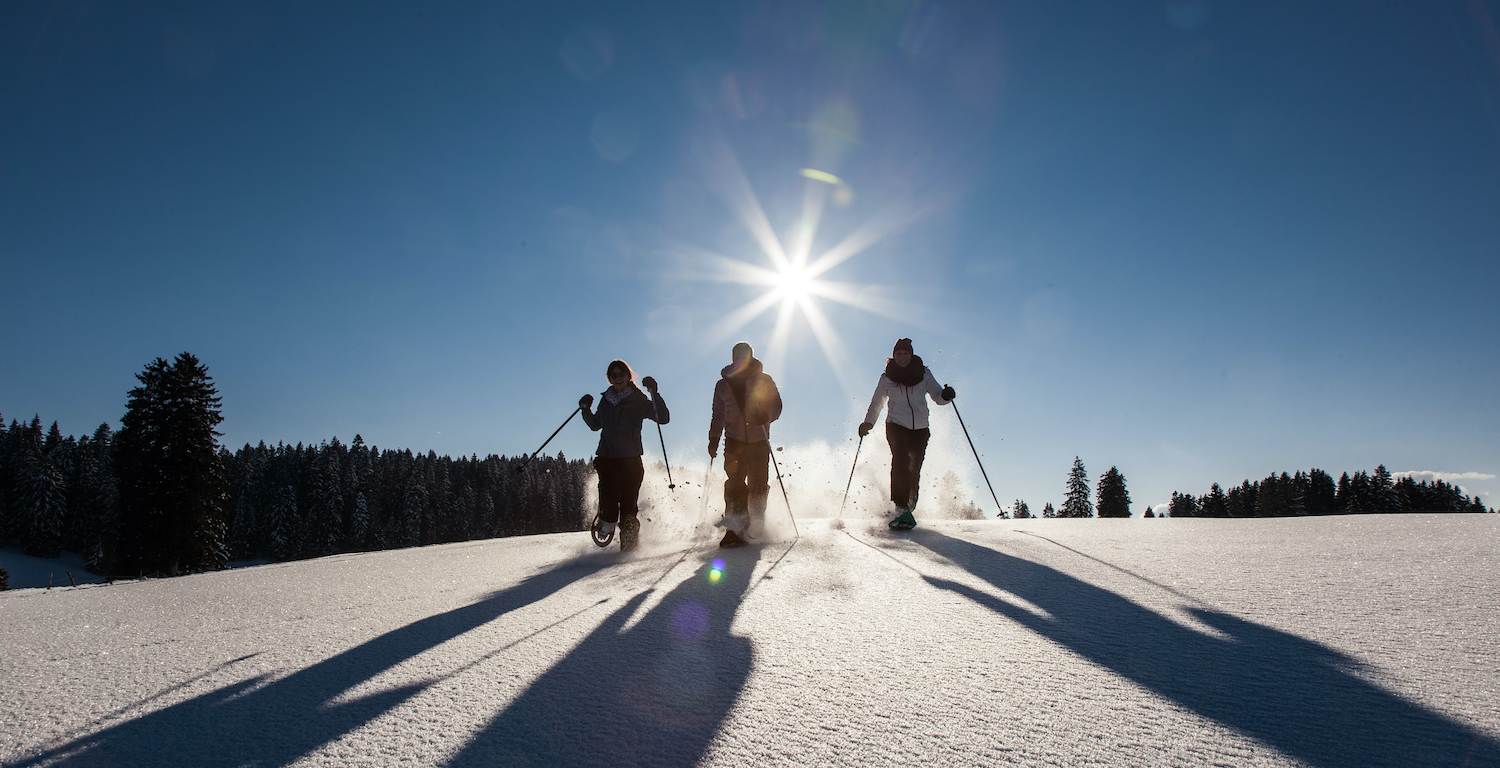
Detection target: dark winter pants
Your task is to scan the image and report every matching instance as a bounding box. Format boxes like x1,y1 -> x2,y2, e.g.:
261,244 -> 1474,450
723,437 -> 771,536
887,423 -> 930,511
595,456 -> 645,524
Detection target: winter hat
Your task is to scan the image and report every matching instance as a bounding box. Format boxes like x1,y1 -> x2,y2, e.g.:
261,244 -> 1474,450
892,338 -> 914,354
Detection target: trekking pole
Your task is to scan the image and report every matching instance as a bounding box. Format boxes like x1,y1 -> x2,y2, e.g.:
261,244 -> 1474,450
655,421 -> 676,489
950,397 -> 1003,514
837,434 -> 865,518
768,443 -> 799,538
700,455 -> 715,518
517,405 -> 583,473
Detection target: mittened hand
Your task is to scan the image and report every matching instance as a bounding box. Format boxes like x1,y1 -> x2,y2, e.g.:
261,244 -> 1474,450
941,386 -> 956,401
858,422 -> 873,438
579,394 -> 594,409
707,440 -> 718,458
641,376 -> 658,394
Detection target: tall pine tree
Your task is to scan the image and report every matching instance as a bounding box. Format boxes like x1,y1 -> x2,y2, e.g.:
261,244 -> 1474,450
112,353 -> 228,577
1096,467 -> 1131,517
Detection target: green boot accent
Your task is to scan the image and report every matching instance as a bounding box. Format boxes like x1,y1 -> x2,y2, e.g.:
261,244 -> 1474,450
888,509 -> 917,530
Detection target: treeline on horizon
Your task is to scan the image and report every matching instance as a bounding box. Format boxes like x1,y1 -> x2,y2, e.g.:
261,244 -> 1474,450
1162,466 -> 1492,518
998,457 -> 1491,519
3,354 -> 1494,583
0,353 -> 590,581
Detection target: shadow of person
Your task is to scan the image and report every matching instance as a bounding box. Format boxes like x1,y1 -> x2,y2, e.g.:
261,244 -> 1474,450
905,530 -> 1500,768
8,558 -> 611,768
443,547 -> 762,768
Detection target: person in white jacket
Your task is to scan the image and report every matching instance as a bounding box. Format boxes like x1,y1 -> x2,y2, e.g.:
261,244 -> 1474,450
858,338 -> 955,530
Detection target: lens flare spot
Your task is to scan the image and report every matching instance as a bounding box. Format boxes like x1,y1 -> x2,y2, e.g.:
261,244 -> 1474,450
799,168 -> 843,186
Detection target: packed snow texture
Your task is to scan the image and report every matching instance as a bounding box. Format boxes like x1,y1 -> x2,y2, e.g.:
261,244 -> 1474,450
2,515 -> 1497,767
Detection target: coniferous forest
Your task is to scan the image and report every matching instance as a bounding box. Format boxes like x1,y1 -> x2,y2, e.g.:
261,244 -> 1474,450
0,354 -> 589,580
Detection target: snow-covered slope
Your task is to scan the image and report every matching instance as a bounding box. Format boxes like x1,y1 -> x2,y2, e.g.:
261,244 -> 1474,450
2,515 -> 1497,767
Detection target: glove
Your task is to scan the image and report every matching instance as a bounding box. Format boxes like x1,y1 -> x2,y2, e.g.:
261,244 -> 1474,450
858,422 -> 873,438
941,386 -> 956,401
579,394 -> 594,409
641,376 -> 658,394
707,439 -> 718,459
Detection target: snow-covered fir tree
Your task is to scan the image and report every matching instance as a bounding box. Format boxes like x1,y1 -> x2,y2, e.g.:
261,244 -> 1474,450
1062,457 -> 1093,518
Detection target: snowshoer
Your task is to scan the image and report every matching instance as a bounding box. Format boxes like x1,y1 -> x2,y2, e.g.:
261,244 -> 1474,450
858,338 -> 955,530
581,360 -> 669,552
708,341 -> 783,548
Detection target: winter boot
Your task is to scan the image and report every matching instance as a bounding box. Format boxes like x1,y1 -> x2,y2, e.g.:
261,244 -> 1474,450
619,517 -> 640,552
888,508 -> 917,530
719,530 -> 747,548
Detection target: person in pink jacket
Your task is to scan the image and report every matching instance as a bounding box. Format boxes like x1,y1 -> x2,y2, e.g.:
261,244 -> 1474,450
859,338 -> 955,530
707,341 -> 783,548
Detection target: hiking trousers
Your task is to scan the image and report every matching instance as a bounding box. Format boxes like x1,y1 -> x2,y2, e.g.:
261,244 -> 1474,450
886,423 -> 930,511
722,437 -> 770,536
596,456 -> 645,524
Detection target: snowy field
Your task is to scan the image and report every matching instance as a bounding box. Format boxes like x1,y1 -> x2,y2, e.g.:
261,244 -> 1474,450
2,514 -> 1497,767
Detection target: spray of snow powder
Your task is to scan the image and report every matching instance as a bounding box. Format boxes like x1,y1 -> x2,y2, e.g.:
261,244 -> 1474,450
578,405 -> 994,555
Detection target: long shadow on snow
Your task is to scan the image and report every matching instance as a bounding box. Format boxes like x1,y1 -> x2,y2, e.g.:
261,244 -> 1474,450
444,547 -> 761,768
906,530 -> 1499,768
7,557 -> 611,768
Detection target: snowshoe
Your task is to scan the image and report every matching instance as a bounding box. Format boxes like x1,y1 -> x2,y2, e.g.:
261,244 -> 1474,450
619,518 -> 640,552
888,509 -> 917,531
590,516 -> 616,548
719,530 -> 747,548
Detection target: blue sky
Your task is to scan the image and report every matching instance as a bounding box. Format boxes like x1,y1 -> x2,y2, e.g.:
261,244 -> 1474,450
3,0 -> 1498,514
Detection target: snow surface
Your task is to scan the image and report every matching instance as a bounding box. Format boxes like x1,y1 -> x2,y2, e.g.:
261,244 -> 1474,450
2,514 -> 1497,767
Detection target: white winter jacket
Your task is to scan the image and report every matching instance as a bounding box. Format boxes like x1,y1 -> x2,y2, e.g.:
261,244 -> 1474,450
864,366 -> 950,430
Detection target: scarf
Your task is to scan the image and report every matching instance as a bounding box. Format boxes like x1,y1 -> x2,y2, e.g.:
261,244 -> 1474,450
603,386 -> 633,406
884,355 -> 925,387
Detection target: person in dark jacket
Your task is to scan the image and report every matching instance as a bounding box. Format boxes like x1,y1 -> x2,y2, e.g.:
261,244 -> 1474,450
859,338 -> 955,530
707,341 -> 783,548
580,359 -> 669,551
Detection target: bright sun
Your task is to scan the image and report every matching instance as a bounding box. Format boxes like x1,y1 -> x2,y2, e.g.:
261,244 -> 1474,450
774,265 -> 814,300
684,133 -> 929,392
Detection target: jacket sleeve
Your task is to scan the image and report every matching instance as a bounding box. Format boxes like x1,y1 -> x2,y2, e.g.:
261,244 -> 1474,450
580,398 -> 602,431
708,381 -> 724,445
865,376 -> 890,424
923,368 -> 951,406
649,392 -> 670,425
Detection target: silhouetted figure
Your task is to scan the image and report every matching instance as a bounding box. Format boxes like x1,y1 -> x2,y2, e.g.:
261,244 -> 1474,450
708,341 -> 783,547
859,338 -> 954,530
581,359 -> 668,552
